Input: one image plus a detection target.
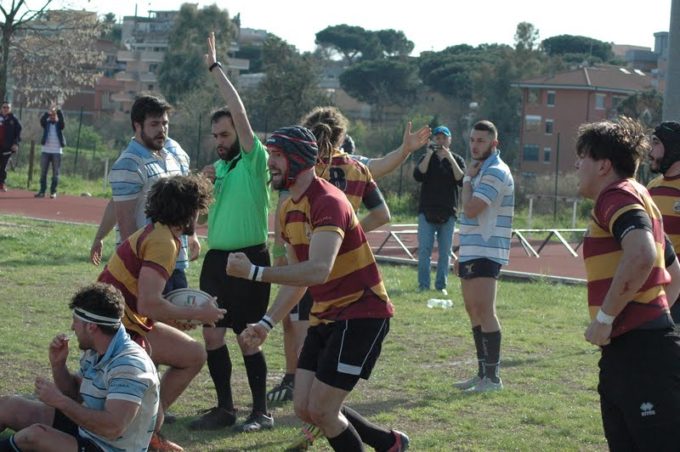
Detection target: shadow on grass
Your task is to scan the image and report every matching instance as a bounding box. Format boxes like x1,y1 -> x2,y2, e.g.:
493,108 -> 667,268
502,348 -> 598,369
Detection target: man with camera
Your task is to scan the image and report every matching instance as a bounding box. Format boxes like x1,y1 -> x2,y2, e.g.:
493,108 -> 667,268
413,125 -> 465,294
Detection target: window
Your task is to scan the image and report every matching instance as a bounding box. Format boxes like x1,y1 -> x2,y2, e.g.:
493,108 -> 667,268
595,93 -> 606,110
547,91 -> 556,107
525,115 -> 542,132
523,144 -> 540,161
545,119 -> 554,135
148,63 -> 158,72
148,84 -> 154,90
543,147 -> 552,163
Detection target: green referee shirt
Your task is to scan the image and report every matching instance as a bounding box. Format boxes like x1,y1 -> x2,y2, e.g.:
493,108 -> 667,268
207,136 -> 270,251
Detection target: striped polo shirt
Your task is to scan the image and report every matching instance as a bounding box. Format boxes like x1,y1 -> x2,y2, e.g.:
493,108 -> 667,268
77,326 -> 159,451
583,178 -> 671,337
98,223 -> 179,336
280,177 -> 393,325
458,150 -> 515,265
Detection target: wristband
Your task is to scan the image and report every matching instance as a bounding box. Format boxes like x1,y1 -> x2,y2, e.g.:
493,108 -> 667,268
258,315 -> 274,332
249,265 -> 264,282
209,61 -> 222,72
596,309 -> 615,325
463,176 -> 472,184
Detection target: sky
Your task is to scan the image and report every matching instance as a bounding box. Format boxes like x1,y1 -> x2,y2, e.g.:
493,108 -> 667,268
61,0 -> 672,56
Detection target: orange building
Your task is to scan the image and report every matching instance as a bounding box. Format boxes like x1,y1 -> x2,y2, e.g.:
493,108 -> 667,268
514,65 -> 654,177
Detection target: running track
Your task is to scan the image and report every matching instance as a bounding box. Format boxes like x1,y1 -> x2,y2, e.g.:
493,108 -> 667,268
0,189 -> 587,282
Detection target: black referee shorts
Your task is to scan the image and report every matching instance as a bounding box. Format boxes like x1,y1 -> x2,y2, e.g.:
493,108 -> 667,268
200,245 -> 271,334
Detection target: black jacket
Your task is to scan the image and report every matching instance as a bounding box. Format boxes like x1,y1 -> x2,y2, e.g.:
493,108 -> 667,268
0,113 -> 22,152
40,110 -> 66,147
414,151 -> 466,221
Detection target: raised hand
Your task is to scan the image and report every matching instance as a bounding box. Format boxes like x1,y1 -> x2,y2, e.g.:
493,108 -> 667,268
48,333 -> 70,367
402,122 -> 431,154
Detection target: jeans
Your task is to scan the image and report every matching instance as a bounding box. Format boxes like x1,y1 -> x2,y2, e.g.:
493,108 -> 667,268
0,151 -> 12,184
39,152 -> 62,194
417,213 -> 455,290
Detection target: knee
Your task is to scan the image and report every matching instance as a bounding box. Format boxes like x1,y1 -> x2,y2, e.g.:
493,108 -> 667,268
186,340 -> 207,367
307,406 -> 333,428
15,423 -> 49,448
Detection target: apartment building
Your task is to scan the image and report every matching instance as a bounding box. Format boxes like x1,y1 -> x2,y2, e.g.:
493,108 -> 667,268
514,65 -> 654,177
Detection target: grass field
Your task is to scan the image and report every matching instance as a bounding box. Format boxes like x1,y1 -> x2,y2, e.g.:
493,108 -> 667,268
0,215 -> 606,451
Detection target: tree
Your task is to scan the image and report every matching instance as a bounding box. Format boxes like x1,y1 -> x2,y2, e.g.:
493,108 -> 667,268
315,24 -> 370,64
339,59 -> 419,122
244,36 -> 331,132
0,0 -> 55,102
418,44 -> 506,99
541,34 -> 613,62
376,29 -> 414,58
617,90 -> 663,127
10,9 -> 105,107
514,22 -> 540,52
157,3 -> 233,103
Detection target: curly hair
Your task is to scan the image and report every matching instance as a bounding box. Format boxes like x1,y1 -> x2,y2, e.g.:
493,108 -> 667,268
69,283 -> 125,336
576,116 -> 649,178
300,106 -> 349,166
145,174 -> 213,231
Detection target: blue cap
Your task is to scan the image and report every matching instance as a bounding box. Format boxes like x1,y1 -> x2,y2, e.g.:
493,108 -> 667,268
432,126 -> 451,137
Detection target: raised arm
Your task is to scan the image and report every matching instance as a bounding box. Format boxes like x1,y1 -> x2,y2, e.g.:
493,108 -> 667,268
368,122 -> 430,179
206,31 -> 255,152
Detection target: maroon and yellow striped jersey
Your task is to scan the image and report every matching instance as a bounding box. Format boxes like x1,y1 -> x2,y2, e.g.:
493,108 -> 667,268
315,149 -> 383,211
583,178 -> 670,337
648,174 -> 680,252
279,177 -> 393,326
98,223 -> 179,336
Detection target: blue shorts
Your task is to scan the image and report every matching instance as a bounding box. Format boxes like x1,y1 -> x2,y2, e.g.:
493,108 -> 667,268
458,258 -> 501,279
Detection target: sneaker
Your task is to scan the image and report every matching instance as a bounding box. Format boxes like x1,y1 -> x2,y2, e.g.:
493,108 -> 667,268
284,423 -> 322,451
387,430 -> 410,452
437,288 -> 448,296
49,193 -> 56,199
0,183 -> 6,192
267,379 -> 294,403
34,192 -> 45,198
148,432 -> 184,452
454,375 -> 482,390
238,411 -> 274,432
465,377 -> 503,393
188,406 -> 237,430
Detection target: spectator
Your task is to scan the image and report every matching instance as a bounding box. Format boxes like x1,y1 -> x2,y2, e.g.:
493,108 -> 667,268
0,101 -> 22,192
36,105 -> 66,199
414,125 -> 465,294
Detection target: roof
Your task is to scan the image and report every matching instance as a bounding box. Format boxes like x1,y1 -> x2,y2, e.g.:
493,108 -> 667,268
514,65 -> 653,94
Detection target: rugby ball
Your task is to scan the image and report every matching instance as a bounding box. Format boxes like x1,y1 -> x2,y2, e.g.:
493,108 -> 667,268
165,288 -> 214,325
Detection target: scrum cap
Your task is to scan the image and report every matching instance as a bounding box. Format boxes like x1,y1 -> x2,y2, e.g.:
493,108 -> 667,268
266,126 -> 318,188
654,121 -> 680,173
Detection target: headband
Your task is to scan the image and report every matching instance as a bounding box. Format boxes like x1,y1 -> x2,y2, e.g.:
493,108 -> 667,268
73,307 -> 121,327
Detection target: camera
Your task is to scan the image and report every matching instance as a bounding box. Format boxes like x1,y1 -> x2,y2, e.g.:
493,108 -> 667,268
428,144 -> 442,151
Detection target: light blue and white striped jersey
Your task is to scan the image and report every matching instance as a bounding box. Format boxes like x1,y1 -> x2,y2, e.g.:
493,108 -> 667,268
77,326 -> 159,452
109,138 -> 190,270
458,150 -> 514,265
